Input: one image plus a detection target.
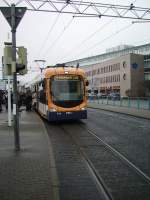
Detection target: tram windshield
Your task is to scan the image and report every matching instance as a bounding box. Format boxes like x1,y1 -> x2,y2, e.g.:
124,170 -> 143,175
50,75 -> 84,108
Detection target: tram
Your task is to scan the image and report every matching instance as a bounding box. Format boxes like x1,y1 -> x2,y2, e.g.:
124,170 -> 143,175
32,64 -> 88,121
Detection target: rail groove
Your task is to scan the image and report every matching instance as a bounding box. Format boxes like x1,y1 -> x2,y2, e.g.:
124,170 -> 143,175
61,126 -> 114,200
84,126 -> 150,185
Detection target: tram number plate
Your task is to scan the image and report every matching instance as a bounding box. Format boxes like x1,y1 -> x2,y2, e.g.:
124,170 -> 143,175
56,112 -> 72,115
57,113 -> 61,115
66,112 -> 72,114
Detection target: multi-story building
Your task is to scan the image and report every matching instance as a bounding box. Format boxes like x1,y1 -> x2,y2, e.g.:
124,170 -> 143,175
65,43 -> 150,97
85,53 -> 145,97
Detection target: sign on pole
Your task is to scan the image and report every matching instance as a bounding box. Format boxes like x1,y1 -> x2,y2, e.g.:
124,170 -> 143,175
0,5 -> 27,151
0,6 -> 26,28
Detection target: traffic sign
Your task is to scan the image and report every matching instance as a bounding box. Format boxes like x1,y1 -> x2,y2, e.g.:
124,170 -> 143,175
0,6 -> 26,28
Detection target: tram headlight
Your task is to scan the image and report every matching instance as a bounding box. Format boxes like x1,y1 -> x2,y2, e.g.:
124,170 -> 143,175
50,108 -> 56,112
81,107 -> 85,110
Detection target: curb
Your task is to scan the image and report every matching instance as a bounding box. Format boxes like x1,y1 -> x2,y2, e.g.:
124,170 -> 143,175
88,105 -> 150,120
37,114 -> 60,200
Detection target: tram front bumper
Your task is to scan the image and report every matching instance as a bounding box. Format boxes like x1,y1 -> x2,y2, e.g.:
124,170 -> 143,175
47,110 -> 87,121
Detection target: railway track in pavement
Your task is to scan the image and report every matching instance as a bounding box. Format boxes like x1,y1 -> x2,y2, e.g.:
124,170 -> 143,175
45,120 -> 113,200
85,126 -> 150,184
45,120 -> 150,200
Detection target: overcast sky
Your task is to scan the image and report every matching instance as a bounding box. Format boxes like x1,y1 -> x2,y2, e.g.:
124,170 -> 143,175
1,0 -> 150,79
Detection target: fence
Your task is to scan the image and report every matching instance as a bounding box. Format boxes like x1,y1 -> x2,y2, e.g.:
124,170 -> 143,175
88,96 -> 150,110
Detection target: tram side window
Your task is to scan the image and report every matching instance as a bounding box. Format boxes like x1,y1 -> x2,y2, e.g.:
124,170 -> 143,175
39,80 -> 46,104
39,90 -> 46,104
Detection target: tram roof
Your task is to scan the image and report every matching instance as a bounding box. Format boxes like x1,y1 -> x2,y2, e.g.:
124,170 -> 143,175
44,66 -> 85,78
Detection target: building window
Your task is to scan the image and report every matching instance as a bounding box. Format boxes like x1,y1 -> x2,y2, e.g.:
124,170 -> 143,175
145,73 -> 150,80
117,74 -> 120,82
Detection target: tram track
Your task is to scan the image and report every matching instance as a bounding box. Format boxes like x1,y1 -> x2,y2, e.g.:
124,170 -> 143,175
60,121 -> 150,200
60,125 -> 114,200
45,121 -> 104,200
85,126 -> 150,185
44,115 -> 150,200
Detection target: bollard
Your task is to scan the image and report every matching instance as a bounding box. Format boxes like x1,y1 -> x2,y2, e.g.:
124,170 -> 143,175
137,97 -> 140,110
113,98 -> 115,106
148,98 -> 150,110
128,97 -> 131,108
120,97 -> 122,107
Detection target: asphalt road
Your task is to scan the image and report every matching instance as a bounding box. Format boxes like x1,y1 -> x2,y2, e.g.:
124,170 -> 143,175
83,108 -> 150,177
45,108 -> 150,200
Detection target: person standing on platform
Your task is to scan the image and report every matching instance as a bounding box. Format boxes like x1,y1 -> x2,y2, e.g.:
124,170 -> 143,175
25,90 -> 32,111
0,90 -> 3,112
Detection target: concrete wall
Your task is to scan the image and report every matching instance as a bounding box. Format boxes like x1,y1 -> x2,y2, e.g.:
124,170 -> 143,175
119,55 -> 131,97
130,54 -> 145,97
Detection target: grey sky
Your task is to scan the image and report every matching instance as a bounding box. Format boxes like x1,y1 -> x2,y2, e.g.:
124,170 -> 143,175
0,0 -> 150,76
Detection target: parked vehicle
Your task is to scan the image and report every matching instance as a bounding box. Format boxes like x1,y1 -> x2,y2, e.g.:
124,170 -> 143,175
108,92 -> 120,100
88,93 -> 97,100
97,93 -> 107,98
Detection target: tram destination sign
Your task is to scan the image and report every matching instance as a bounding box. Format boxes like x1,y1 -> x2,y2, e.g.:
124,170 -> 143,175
54,75 -> 80,80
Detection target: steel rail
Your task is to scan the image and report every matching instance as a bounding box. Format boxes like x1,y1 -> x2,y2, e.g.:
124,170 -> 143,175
60,126 -> 114,200
85,127 -> 150,185
79,148 -> 114,200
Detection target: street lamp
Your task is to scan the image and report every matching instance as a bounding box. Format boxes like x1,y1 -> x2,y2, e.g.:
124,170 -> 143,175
34,59 -> 46,73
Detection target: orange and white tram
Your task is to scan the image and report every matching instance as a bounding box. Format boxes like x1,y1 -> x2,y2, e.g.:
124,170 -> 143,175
32,65 -> 88,121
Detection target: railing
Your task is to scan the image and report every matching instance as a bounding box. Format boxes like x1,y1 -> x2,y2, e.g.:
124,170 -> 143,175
88,96 -> 150,110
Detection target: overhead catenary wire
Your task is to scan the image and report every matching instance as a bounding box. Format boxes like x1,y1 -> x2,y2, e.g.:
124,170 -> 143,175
42,17 -> 74,57
35,0 -> 73,59
2,0 -> 149,19
41,0 -> 83,58
58,0 -> 138,62
1,0 -> 149,65
2,0 -> 10,6
22,1 -> 150,21
36,13 -> 61,59
58,19 -> 115,62
67,22 -> 134,62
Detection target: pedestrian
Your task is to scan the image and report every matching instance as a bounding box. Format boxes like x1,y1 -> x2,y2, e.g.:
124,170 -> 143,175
0,90 -> 3,112
18,92 -> 21,109
25,90 -> 32,111
5,91 -> 13,111
4,92 -> 8,110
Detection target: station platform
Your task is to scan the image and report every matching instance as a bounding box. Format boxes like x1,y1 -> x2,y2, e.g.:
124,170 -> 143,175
0,108 -> 58,200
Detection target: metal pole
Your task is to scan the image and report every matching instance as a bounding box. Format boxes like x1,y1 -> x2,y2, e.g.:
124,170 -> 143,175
8,76 -> 11,127
11,4 -> 20,151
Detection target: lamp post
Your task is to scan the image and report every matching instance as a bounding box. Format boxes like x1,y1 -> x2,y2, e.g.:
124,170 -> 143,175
34,59 -> 46,74
34,60 -> 46,83
90,66 -> 93,94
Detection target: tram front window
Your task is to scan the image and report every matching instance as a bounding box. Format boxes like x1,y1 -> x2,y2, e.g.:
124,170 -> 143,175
50,75 -> 84,108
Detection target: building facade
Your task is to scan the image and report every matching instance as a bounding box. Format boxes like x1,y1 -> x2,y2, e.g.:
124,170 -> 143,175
65,43 -> 150,97
85,53 -> 145,97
